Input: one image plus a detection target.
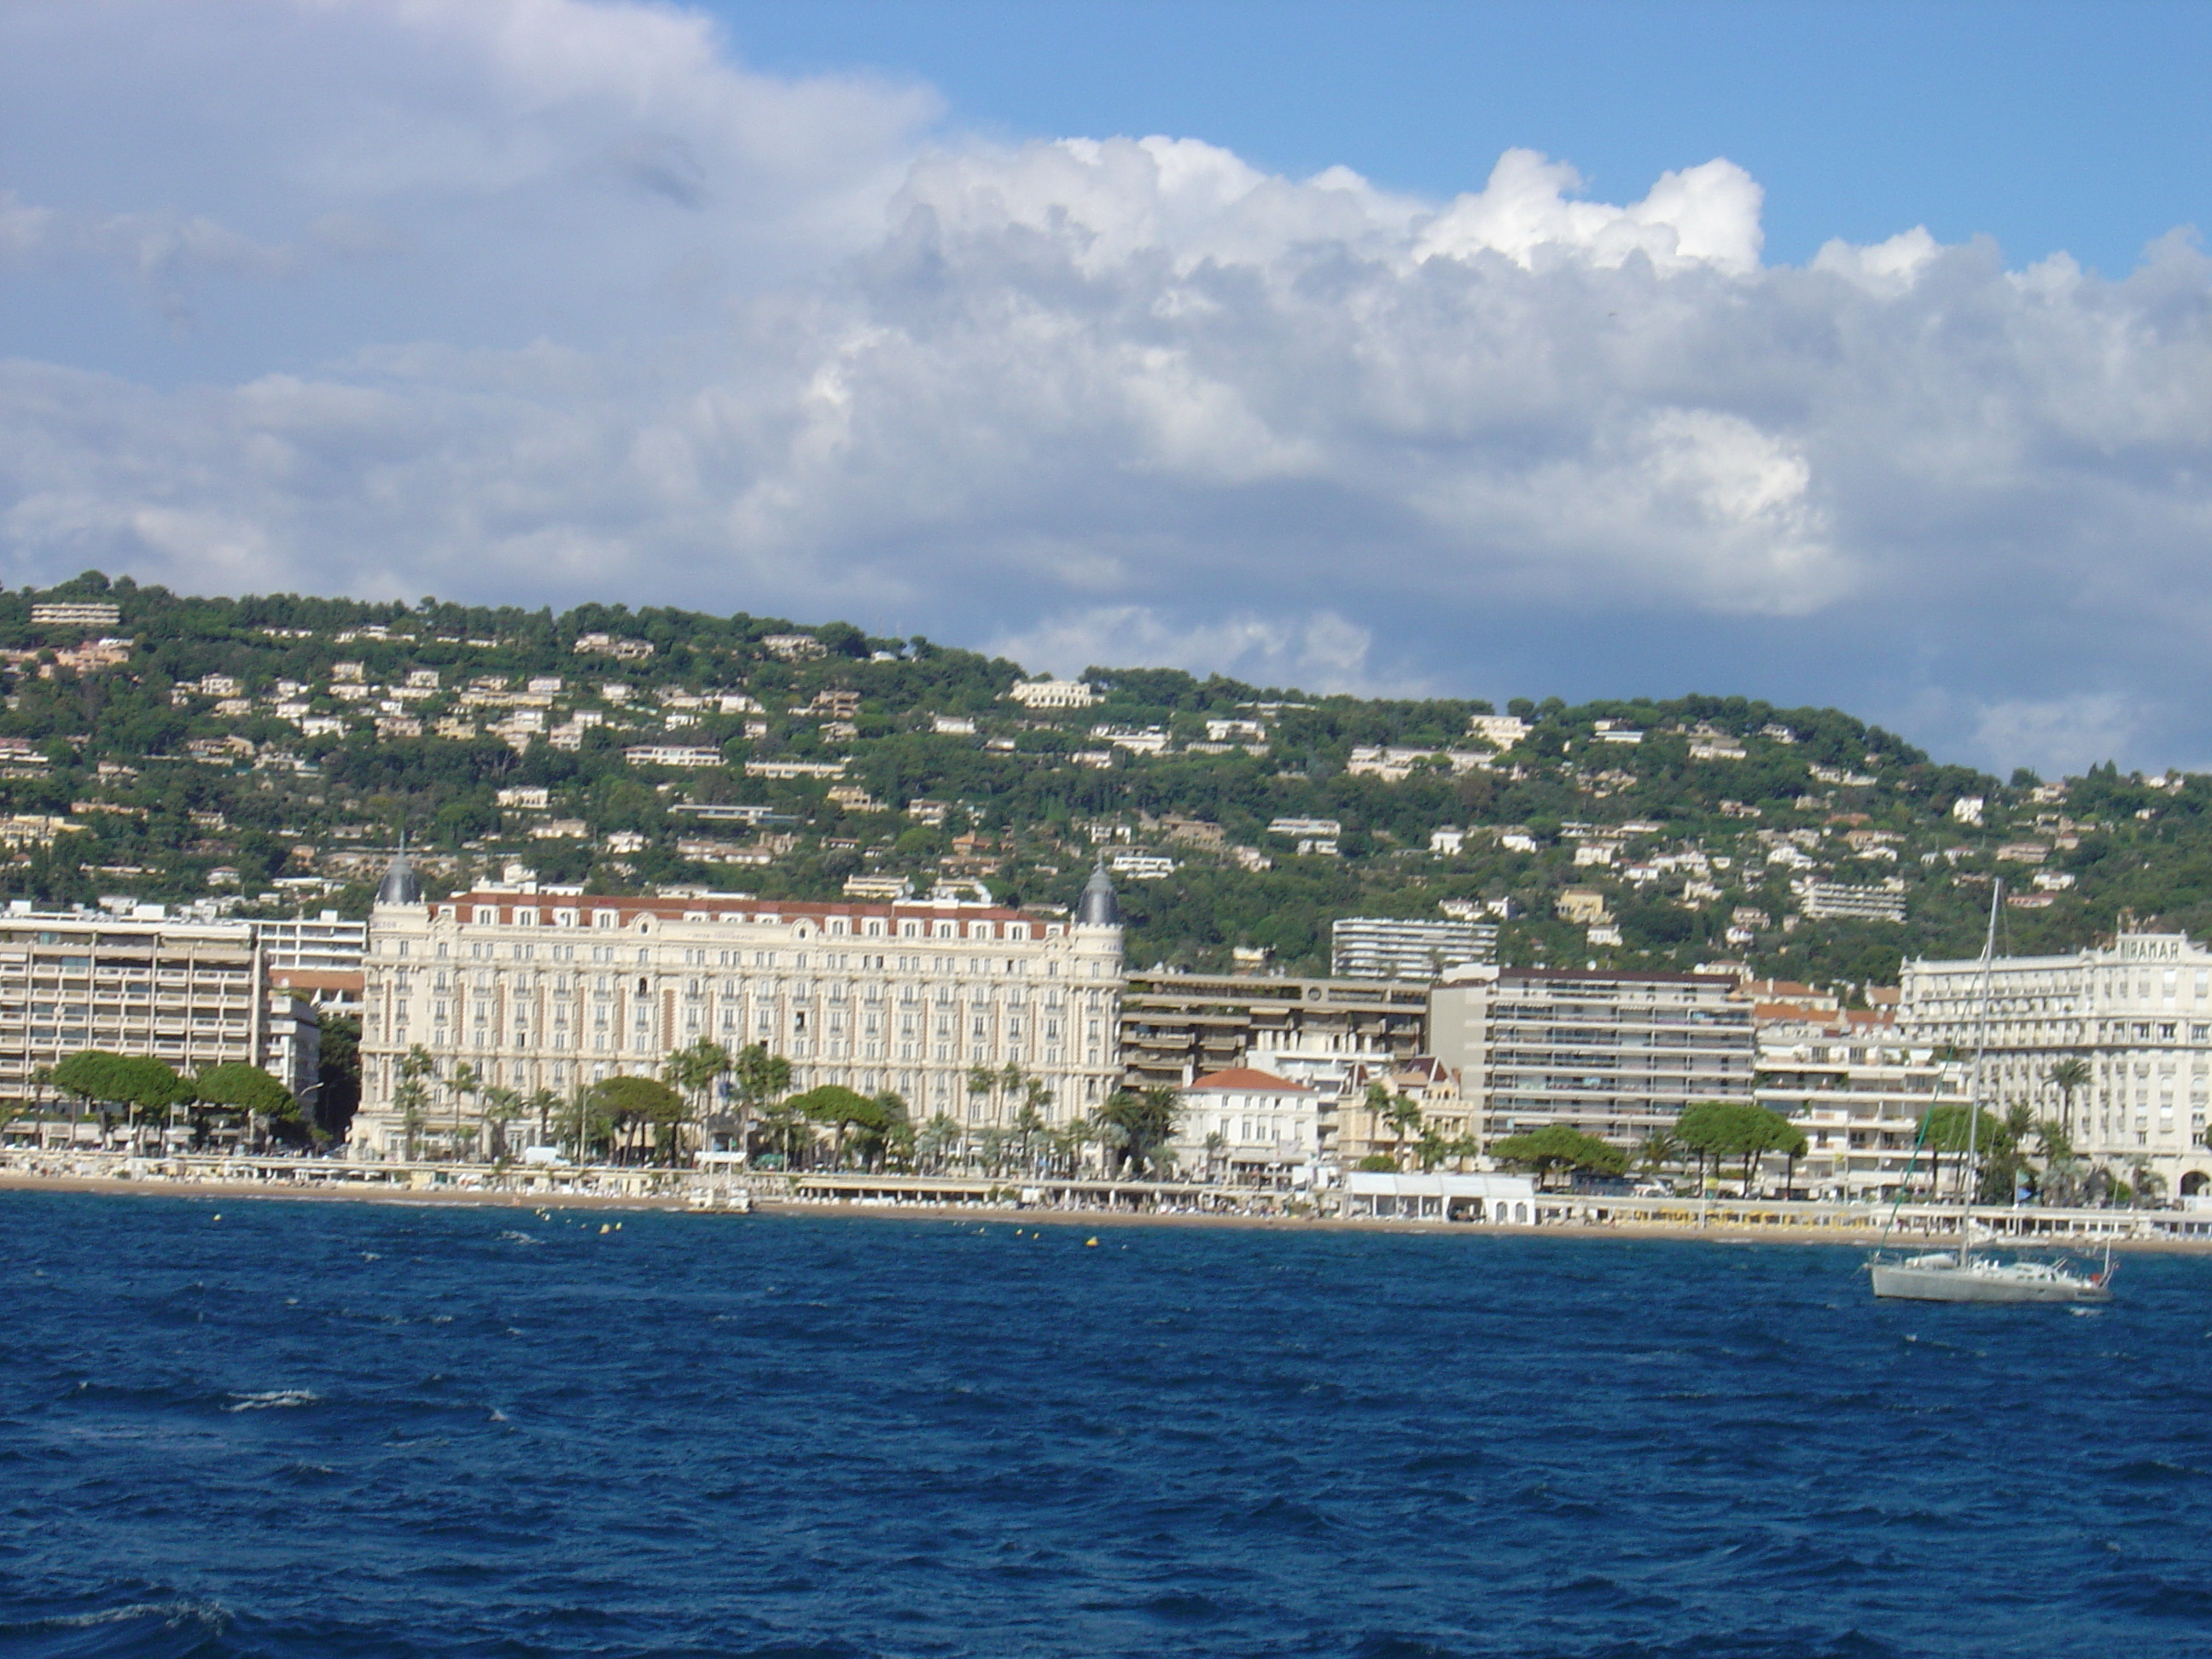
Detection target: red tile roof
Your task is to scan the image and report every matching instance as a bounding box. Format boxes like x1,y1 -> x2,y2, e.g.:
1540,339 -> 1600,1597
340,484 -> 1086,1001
1188,1068 -> 1312,1092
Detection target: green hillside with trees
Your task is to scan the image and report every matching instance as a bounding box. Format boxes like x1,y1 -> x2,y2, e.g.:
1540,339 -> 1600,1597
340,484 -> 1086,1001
0,569 -> 2198,990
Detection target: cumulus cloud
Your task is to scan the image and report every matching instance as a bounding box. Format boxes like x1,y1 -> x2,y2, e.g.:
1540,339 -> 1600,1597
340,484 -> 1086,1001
6,0 -> 2212,770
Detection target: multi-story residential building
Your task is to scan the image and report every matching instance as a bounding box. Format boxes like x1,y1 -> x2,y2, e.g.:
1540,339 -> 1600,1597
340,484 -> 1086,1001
31,601 -> 122,629
253,911 -> 367,975
1899,928 -> 2212,1197
350,857 -> 1125,1161
1796,879 -> 1908,923
0,906 -> 317,1104
1753,1003 -> 1965,1201
1330,916 -> 1497,981
1119,971 -> 1429,1092
1429,966 -> 1755,1149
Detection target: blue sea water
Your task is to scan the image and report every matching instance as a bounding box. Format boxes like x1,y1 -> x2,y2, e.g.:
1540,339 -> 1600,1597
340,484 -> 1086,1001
3,1194 -> 2209,1659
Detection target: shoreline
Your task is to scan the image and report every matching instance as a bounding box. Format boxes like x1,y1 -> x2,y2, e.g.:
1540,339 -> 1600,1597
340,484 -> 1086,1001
4,1169 -> 2208,1253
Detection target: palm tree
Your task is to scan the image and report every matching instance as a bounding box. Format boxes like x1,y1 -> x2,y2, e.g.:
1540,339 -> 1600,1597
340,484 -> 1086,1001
1635,1129 -> 1681,1179
917,1111 -> 961,1173
445,1061 -> 484,1162
661,1039 -> 733,1161
2048,1056 -> 2093,1136
527,1086 -> 562,1152
1383,1092 -> 1424,1170
1202,1130 -> 1227,1182
480,1086 -> 524,1162
730,1044 -> 792,1164
395,1045 -> 436,1162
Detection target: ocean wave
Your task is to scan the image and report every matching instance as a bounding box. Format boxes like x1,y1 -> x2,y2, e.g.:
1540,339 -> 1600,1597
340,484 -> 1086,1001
220,1389 -> 318,1412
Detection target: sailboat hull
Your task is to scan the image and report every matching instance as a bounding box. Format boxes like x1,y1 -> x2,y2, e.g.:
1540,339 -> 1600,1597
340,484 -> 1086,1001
1871,1259 -> 2110,1304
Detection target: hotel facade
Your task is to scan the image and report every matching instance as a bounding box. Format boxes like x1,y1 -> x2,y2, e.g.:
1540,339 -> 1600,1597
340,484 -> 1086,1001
1899,928 -> 2212,1196
349,859 -> 1125,1159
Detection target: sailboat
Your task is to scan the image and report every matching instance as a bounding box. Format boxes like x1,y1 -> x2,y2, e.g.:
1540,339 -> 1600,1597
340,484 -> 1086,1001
1869,878 -> 2114,1305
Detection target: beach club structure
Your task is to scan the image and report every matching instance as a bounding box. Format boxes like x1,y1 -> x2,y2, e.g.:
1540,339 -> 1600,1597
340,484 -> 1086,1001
348,854 -> 1126,1161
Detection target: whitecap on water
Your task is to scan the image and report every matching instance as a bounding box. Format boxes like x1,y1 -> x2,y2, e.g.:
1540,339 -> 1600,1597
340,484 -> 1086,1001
497,1230 -> 543,1245
223,1389 -> 319,1412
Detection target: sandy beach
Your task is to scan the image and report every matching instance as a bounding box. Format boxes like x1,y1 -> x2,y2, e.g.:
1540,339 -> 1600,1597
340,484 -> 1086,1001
4,1167 -> 2207,1253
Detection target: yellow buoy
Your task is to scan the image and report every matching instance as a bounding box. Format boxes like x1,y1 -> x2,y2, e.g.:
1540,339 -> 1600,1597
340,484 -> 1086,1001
1085,1237 -> 1098,1247
212,1214 -> 221,1221
598,1223 -> 611,1235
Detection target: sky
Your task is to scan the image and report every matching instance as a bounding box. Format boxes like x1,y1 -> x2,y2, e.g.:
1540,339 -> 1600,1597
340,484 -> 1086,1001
4,1 -> 2212,777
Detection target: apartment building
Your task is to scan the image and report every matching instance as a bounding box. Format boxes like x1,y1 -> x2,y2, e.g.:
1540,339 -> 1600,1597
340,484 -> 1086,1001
254,911 -> 367,974
350,858 -> 1125,1160
1118,971 -> 1429,1091
1429,966 -> 1755,1148
1899,928 -> 2212,1196
1754,1004 -> 1965,1201
1330,916 -> 1498,981
0,907 -> 318,1103
30,601 -> 122,629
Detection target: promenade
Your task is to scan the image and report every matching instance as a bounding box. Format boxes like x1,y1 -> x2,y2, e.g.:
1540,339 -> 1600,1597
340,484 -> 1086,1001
4,1150 -> 2210,1251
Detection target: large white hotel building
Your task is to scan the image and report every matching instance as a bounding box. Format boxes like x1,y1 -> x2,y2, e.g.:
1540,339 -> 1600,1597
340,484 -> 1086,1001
1899,928 -> 2212,1197
350,857 -> 1125,1158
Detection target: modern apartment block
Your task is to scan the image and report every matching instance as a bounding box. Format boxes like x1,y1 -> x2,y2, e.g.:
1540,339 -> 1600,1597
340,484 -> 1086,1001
0,907 -> 318,1103
253,911 -> 368,974
29,601 -> 122,630
1118,970 -> 1429,1091
1429,967 -> 1755,1148
1330,915 -> 1498,981
351,858 -> 1125,1160
1755,1006 -> 1965,1200
1899,928 -> 2212,1196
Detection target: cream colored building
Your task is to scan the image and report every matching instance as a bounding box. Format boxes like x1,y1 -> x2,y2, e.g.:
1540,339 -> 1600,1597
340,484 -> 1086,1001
0,906 -> 318,1106
350,858 -> 1125,1160
1754,1006 -> 1965,1201
1900,929 -> 2212,1196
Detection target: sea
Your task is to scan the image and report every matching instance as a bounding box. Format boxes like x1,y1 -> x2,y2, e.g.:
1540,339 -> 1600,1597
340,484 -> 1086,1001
2,1192 -> 2209,1659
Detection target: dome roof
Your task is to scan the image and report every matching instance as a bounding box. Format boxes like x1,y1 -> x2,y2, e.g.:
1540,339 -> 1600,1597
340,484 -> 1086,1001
1077,859 -> 1121,928
374,851 -> 422,907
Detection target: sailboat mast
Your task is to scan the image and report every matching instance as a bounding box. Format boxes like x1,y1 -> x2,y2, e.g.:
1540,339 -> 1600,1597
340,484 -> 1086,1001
1962,879 -> 2002,1260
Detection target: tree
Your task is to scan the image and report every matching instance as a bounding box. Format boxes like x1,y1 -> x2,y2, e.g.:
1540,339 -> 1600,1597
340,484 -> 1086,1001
662,1038 -> 732,1157
480,1086 -> 525,1162
729,1044 -> 792,1163
51,1051 -> 189,1150
1920,1103 -> 2007,1202
193,1062 -> 297,1153
2048,1055 -> 2092,1135
1095,1086 -> 1180,1179
1675,1100 -> 1806,1196
445,1061 -> 484,1162
1488,1124 -> 1627,1187
394,1045 -> 436,1161
916,1111 -> 961,1173
589,1074 -> 688,1165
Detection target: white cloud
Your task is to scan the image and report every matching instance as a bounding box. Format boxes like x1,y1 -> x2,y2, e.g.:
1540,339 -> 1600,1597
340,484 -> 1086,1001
7,1 -> 2212,770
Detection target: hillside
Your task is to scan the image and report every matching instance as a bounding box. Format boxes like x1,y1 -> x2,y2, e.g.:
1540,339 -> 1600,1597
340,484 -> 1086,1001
0,571 -> 2198,989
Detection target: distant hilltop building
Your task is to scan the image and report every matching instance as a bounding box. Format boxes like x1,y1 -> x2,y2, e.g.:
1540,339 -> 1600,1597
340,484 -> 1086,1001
1005,678 -> 1097,710
760,633 -> 827,662
31,601 -> 121,629
572,632 -> 655,661
1330,916 -> 1497,981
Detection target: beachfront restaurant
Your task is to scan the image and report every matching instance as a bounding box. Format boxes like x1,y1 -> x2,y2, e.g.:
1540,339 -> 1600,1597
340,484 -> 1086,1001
1344,1170 -> 1536,1224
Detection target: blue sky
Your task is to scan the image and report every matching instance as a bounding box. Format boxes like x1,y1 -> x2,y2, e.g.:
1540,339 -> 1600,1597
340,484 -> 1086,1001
4,0 -> 2212,777
704,0 -> 2212,275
